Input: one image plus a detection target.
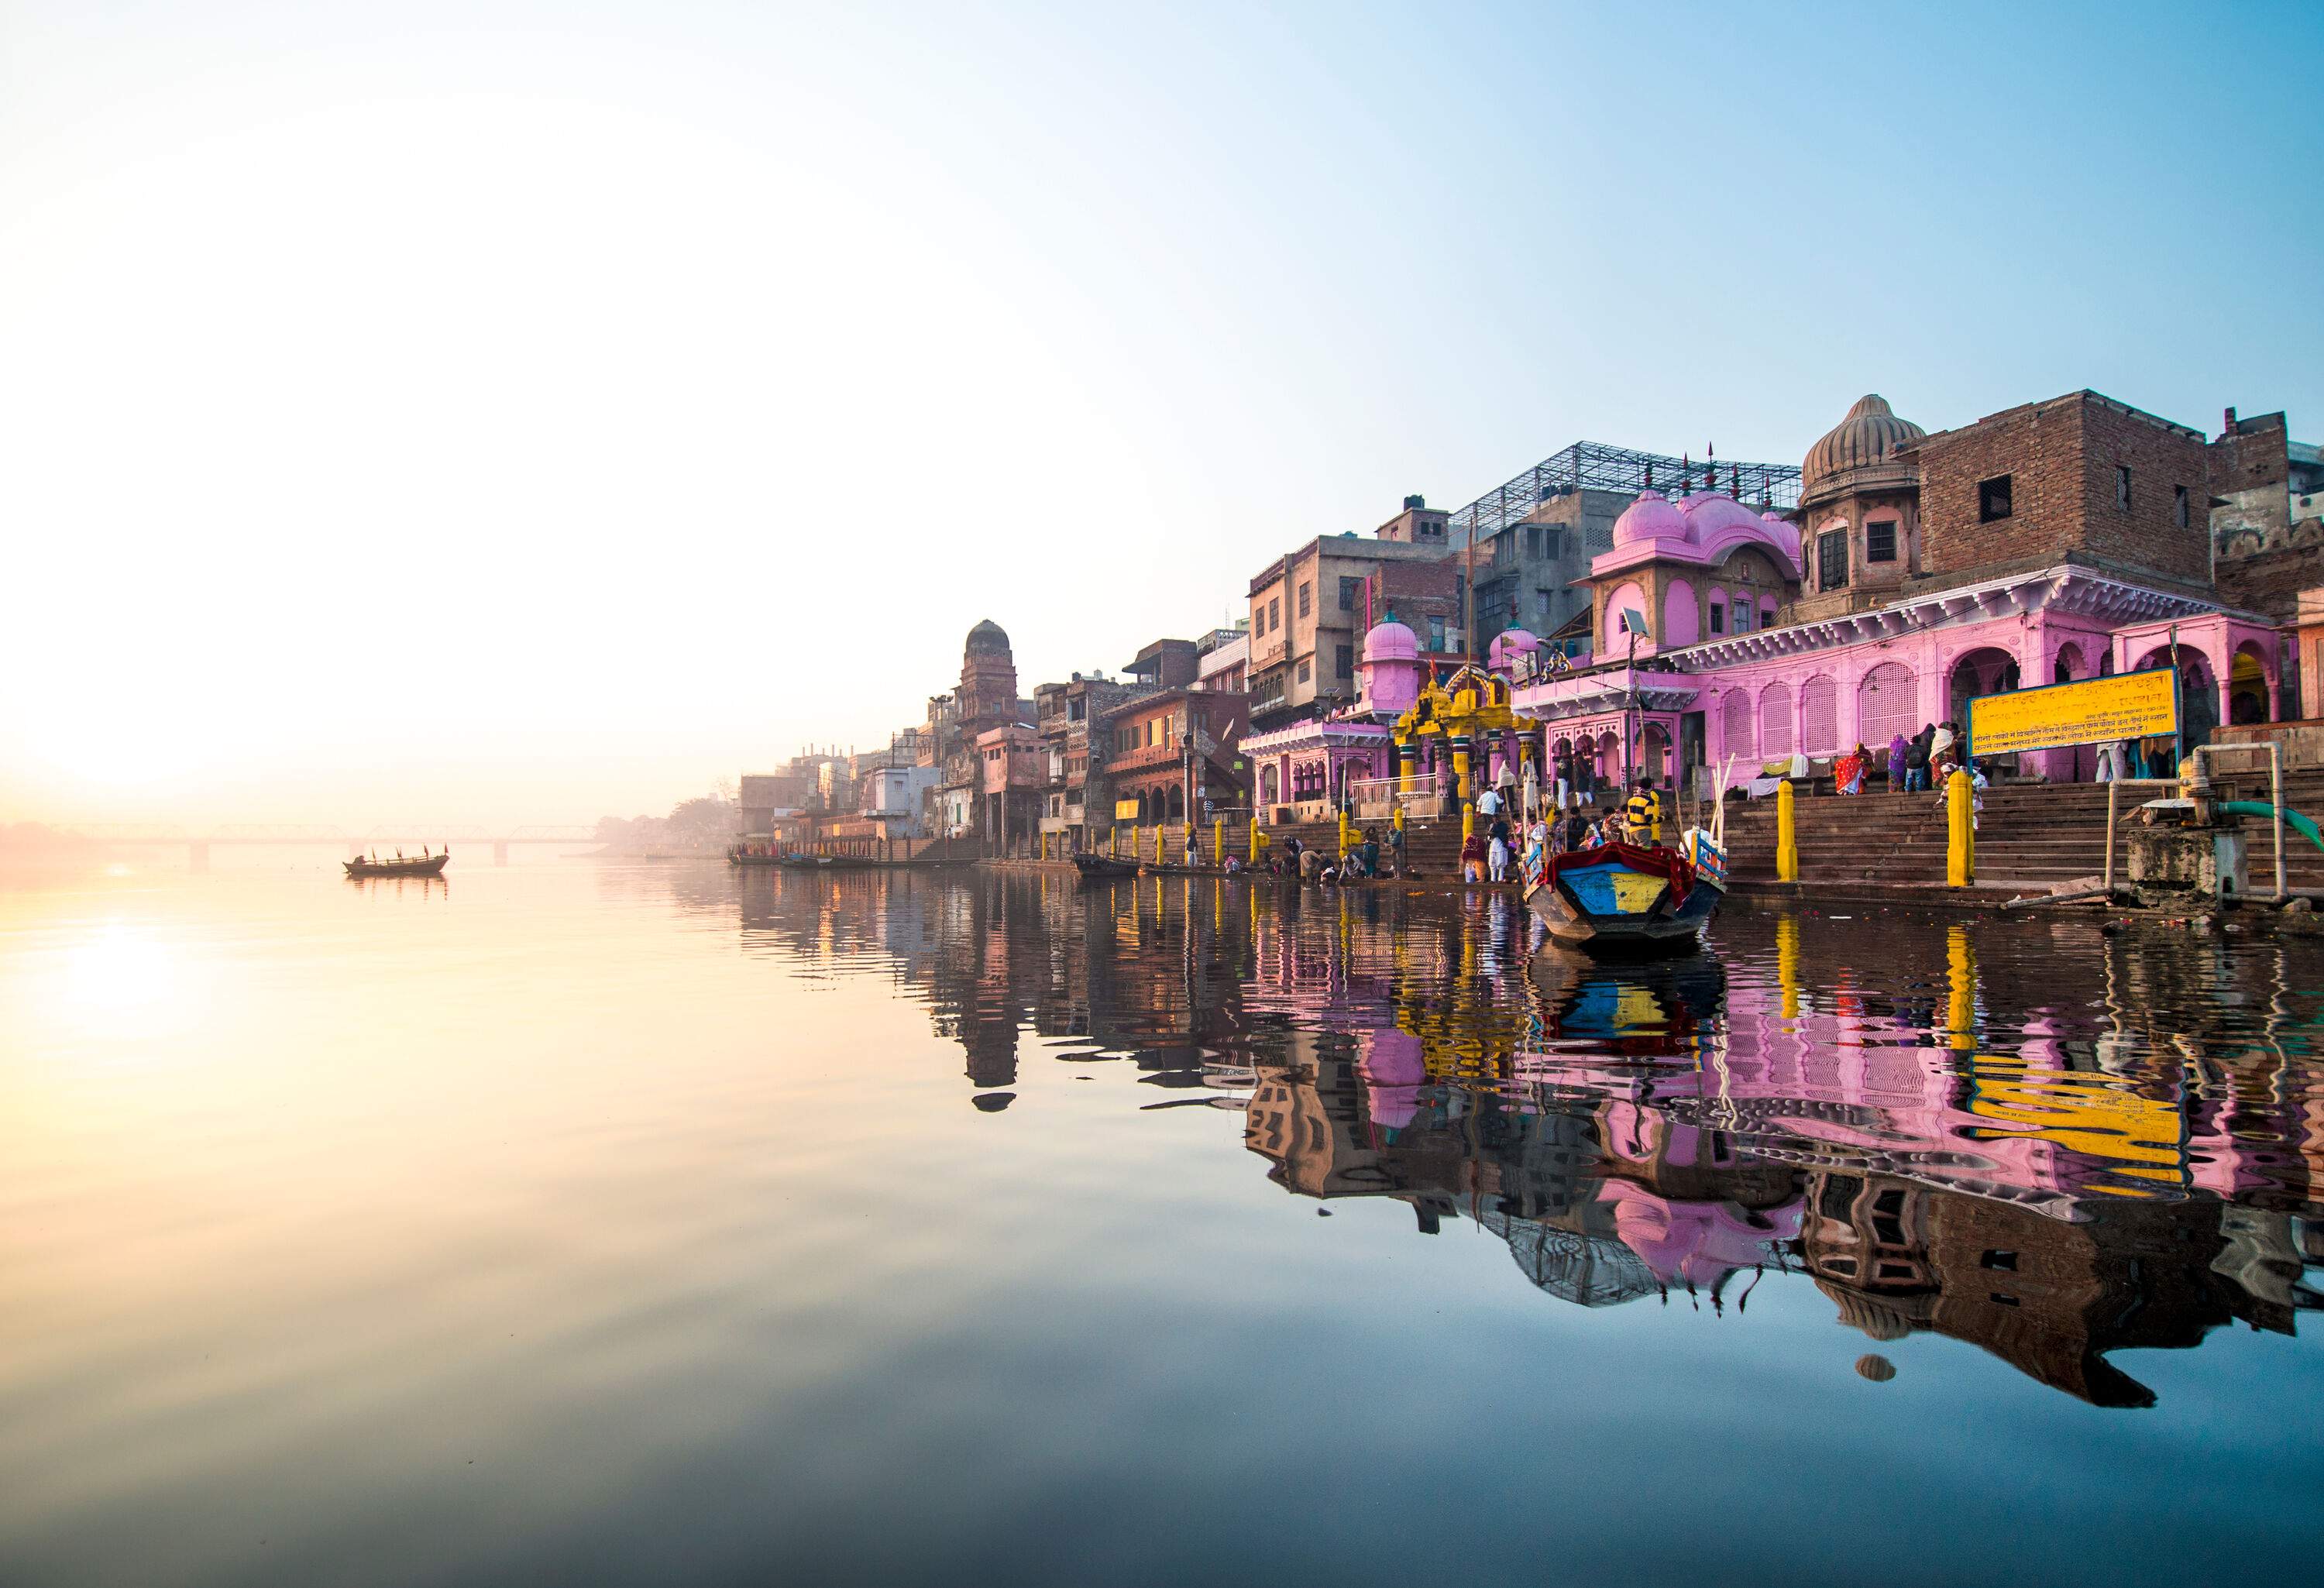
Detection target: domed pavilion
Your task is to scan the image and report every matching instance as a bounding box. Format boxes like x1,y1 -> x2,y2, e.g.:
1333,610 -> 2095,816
1796,394 -> 1927,619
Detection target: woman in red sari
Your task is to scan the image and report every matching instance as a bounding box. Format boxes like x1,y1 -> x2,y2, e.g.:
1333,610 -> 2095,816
1835,744 -> 1866,796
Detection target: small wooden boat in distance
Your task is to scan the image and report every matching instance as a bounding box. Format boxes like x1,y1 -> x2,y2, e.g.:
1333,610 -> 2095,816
1070,852 -> 1142,881
344,851 -> 449,878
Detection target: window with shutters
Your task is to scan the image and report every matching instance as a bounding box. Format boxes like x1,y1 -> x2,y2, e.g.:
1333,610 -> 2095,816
1708,599 -> 1725,634
1800,675 -> 1838,752
1978,475 -> 2013,522
1760,686 -> 1793,758
1858,663 -> 1913,748
1722,689 -> 1755,758
1335,643 -> 1353,677
1338,576 -> 1360,611
1817,530 -> 1848,590
1297,583 -> 1311,618
1866,521 -> 1897,562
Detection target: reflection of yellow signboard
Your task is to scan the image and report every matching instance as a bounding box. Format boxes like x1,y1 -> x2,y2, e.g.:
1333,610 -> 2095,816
1964,1054 -> 2185,1194
1968,667 -> 2177,757
1114,799 -> 1140,820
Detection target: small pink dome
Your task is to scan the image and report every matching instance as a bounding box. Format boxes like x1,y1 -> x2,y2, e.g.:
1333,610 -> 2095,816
1363,619 -> 1420,663
1487,628 -> 1541,670
1612,489 -> 1689,547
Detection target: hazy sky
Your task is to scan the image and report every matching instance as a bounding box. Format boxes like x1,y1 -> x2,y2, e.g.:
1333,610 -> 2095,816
5,0 -> 2319,826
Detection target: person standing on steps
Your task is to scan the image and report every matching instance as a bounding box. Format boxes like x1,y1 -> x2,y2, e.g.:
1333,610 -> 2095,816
1625,776 -> 1664,844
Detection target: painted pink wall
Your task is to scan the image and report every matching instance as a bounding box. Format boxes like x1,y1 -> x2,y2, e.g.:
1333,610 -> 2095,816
1662,579 -> 1699,645
1604,582 -> 1645,651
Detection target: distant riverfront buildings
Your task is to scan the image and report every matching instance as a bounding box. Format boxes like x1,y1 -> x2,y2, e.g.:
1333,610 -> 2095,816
743,387 -> 2322,854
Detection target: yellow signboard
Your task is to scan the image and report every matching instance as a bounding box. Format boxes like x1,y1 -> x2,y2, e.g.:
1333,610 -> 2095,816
1967,667 -> 2177,757
1114,799 -> 1140,820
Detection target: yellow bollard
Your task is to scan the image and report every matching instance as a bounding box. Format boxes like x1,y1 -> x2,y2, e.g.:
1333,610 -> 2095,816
1250,816 -> 1264,864
1946,768 -> 1974,886
1338,806 -> 1353,860
1153,824 -> 1164,866
1111,825 -> 1120,858
1452,738 -> 1473,841
1776,778 -> 1799,883
1213,816 -> 1224,864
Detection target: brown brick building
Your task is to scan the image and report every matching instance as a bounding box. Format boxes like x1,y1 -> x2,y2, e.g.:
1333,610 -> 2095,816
2209,407 -> 2324,623
1910,390 -> 2212,590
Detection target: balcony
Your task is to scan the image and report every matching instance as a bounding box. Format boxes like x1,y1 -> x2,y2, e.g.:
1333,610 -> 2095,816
1107,742 -> 1185,775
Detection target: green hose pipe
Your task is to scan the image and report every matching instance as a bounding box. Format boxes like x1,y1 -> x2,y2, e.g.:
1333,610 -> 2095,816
2216,801 -> 2324,855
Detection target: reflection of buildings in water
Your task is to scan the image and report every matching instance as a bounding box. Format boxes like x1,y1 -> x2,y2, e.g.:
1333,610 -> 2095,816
1244,1050 -> 1801,1308
1247,1043 -> 2319,1405
713,869 -> 2323,1399
1799,1166 -> 2318,1407
1521,917 -> 2324,1218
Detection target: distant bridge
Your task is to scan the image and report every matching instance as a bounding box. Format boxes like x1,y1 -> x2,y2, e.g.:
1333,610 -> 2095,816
54,823 -> 600,868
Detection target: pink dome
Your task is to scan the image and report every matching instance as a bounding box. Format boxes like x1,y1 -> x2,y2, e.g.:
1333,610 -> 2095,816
1677,490 -> 1762,538
1487,628 -> 1542,670
1611,489 -> 1689,547
1363,619 -> 1420,663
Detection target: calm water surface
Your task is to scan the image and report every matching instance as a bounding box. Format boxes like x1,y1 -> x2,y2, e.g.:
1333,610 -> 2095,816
2,859 -> 2320,1586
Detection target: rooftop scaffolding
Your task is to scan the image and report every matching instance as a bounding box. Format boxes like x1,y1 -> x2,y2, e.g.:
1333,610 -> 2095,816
1449,440 -> 1802,548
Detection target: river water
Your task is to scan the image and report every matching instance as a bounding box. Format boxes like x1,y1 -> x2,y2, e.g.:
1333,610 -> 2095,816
2,859 -> 2319,1586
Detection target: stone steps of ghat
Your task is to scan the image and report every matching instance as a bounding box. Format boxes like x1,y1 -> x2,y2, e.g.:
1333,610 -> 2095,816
1116,769 -> 2324,889
1717,769 -> 2324,888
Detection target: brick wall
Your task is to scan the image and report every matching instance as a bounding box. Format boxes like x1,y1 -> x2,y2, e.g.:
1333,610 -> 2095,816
1916,391 -> 2208,587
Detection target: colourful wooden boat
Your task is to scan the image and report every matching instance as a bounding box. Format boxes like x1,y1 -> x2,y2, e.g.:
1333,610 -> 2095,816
1522,837 -> 1721,952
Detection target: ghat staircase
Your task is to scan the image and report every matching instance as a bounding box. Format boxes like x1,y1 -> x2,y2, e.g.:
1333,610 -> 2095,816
1715,769 -> 2324,894
1022,768 -> 2324,896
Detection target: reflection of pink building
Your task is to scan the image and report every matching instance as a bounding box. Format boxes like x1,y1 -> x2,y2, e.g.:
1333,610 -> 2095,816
1517,391 -> 2290,789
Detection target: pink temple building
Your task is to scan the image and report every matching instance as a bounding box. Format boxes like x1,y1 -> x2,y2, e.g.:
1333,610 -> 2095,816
1514,391 -> 2290,789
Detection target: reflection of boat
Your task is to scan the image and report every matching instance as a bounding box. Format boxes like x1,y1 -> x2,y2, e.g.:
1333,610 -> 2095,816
344,852 -> 449,878
1523,840 -> 1721,951
1071,853 -> 1142,880
1524,946 -> 1726,1064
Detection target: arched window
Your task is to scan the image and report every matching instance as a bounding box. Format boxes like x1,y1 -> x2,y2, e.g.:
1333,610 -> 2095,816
2053,644 -> 2083,685
1800,675 -> 1838,752
1858,663 -> 1913,748
1722,689 -> 1755,758
1260,765 -> 1278,806
1760,685 -> 1793,758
